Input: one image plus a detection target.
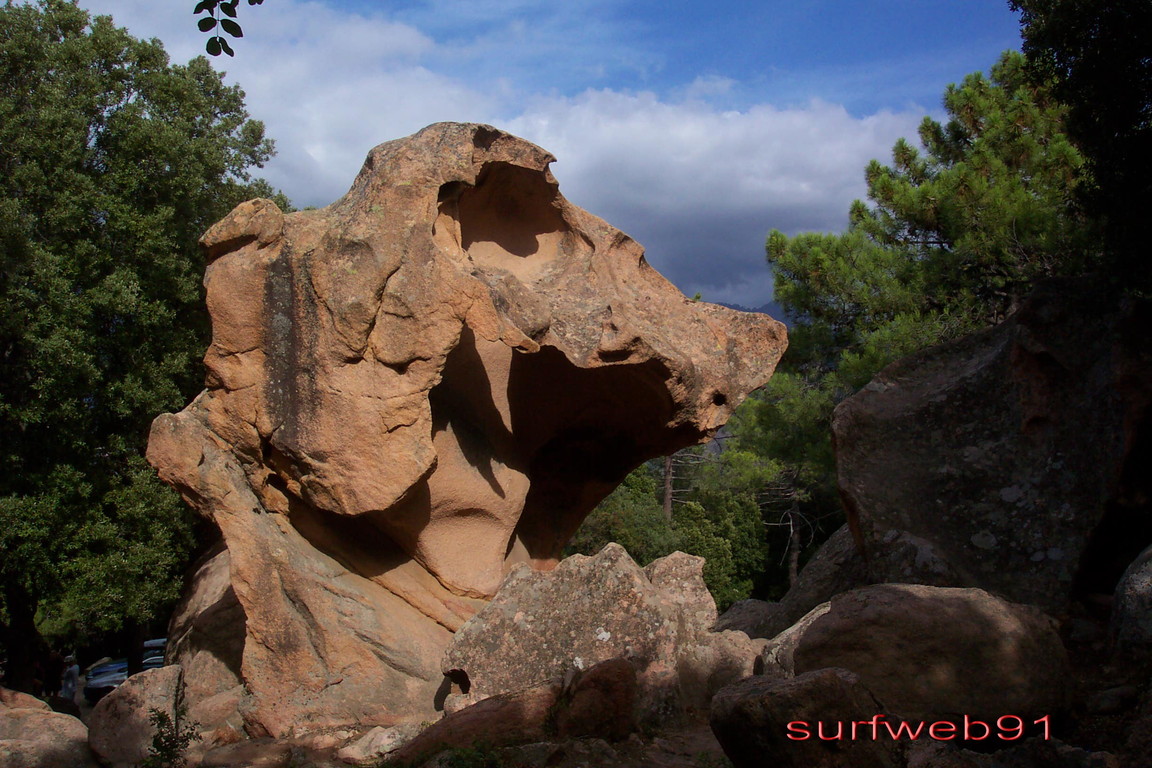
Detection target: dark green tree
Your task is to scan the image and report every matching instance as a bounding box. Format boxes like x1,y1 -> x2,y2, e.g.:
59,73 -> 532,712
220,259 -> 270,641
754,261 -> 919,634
1010,0 -> 1152,290
570,442 -> 779,610
775,50 -> 1093,332
1,0 -> 286,691
567,465 -> 678,567
752,50 -> 1096,562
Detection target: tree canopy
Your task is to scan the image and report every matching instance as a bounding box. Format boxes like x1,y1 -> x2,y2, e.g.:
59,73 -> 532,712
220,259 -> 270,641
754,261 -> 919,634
0,0 -> 286,690
1010,0 -> 1152,290
567,444 -> 781,610
570,50 -> 1102,610
752,49 -> 1096,563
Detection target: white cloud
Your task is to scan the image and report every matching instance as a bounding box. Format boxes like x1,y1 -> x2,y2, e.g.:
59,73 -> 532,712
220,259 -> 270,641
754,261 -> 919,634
677,75 -> 737,102
506,92 -> 922,305
87,0 -> 502,205
82,0 -> 924,306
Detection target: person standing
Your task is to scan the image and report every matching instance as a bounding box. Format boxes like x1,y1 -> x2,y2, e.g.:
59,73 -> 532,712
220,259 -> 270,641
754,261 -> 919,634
61,656 -> 79,701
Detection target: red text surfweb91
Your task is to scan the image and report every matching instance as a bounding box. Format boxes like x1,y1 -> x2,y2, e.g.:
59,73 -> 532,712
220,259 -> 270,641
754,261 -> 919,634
786,715 -> 1051,742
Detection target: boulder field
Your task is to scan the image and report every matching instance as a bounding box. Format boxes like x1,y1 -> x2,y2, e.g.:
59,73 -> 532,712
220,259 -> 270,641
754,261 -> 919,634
714,282 -> 1152,768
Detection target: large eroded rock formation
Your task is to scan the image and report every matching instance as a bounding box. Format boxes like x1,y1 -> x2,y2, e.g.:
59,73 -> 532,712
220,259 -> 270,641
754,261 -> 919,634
148,123 -> 786,737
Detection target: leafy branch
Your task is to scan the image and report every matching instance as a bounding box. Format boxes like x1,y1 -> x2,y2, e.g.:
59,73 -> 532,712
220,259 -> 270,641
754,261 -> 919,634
193,0 -> 264,57
141,706 -> 200,768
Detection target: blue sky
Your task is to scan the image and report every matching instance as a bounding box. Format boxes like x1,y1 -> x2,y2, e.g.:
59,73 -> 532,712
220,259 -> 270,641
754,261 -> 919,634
83,0 -> 1023,307
380,0 -> 1021,114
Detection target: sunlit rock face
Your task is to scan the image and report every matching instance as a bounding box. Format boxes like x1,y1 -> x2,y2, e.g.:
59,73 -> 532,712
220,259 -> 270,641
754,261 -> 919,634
148,122 -> 787,737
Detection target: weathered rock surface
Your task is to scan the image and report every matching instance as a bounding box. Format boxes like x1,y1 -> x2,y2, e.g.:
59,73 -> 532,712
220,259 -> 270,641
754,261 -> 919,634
1113,543 -> 1152,659
444,544 -> 764,725
789,584 -> 1069,723
0,698 -> 97,768
710,667 -> 899,768
553,657 -> 638,741
198,739 -> 293,768
88,665 -> 184,768
907,738 -> 1123,768
833,284 -> 1152,611
676,628 -> 768,712
166,544 -> 249,747
336,723 -> 424,766
758,601 -> 830,677
0,687 -> 48,712
713,596 -> 783,637
385,656 -> 690,766
148,122 -> 785,736
386,680 -> 563,765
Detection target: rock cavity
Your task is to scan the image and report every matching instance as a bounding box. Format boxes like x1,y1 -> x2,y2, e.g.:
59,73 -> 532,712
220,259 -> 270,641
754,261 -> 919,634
147,123 -> 787,738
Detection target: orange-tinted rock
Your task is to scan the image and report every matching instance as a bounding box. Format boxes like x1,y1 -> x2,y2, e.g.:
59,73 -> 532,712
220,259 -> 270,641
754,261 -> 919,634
0,706 -> 97,768
0,687 -> 49,712
386,680 -> 564,765
148,122 -> 786,736
554,658 -> 638,741
165,545 -> 247,744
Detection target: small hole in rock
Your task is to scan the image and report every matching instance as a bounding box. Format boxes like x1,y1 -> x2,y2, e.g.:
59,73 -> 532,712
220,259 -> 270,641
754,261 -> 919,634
712,392 -> 728,406
445,668 -> 471,694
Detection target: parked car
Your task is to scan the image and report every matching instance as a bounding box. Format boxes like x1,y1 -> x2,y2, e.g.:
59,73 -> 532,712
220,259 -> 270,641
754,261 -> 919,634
82,639 -> 166,703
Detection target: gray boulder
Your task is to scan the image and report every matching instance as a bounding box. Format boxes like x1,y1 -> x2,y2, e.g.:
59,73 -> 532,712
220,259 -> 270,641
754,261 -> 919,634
832,284 -> 1152,612
1113,543 -> 1152,658
443,543 -> 763,725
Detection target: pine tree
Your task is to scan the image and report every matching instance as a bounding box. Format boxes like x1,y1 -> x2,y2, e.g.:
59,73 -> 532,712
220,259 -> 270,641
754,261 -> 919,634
751,50 -> 1097,559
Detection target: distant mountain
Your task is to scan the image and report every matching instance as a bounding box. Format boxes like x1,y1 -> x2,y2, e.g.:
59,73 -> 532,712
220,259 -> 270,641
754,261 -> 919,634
715,299 -> 790,327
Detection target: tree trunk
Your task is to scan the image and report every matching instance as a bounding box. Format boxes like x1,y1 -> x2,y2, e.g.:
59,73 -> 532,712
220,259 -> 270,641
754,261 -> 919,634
1,582 -> 45,694
663,454 -> 674,522
787,503 -> 801,588
123,618 -> 145,676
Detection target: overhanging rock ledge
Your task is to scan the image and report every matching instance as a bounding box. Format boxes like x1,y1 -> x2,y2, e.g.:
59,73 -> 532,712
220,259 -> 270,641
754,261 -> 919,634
146,122 -> 787,738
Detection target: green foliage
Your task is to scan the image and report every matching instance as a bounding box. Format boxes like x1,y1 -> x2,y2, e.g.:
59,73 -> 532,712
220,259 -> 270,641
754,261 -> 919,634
567,466 -> 677,566
0,0 -> 286,672
141,706 -> 201,768
773,50 -> 1093,334
671,495 -> 759,610
570,445 -> 777,610
754,50 -> 1097,560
